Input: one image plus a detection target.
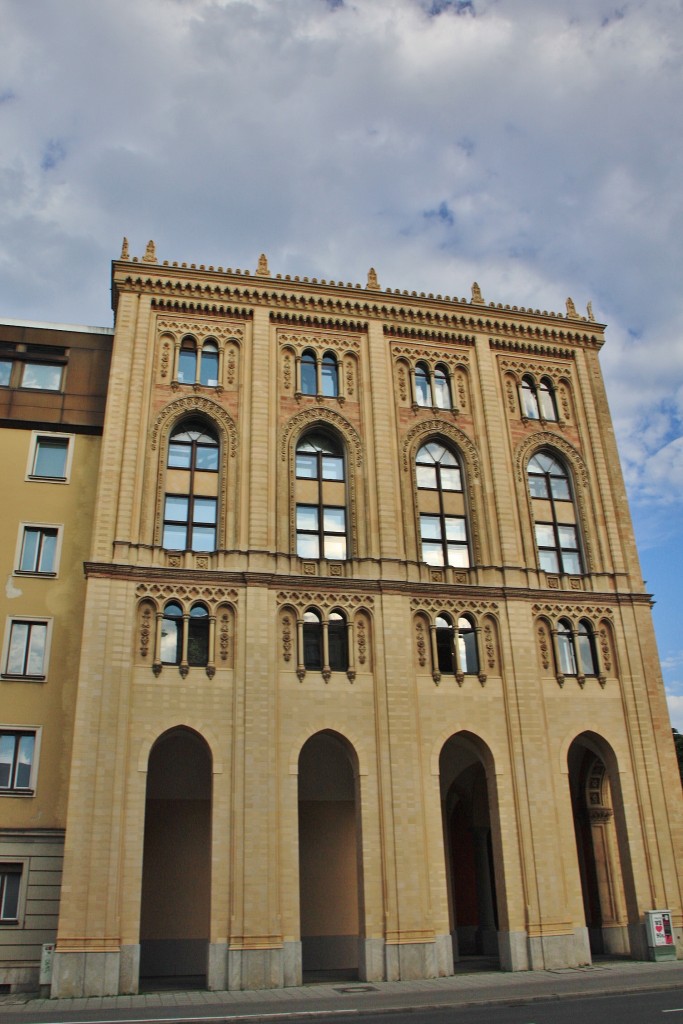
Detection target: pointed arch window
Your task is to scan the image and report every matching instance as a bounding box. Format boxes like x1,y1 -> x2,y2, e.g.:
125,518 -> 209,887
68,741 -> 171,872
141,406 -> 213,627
521,375 -> 540,419
527,451 -> 582,574
415,362 -> 432,407
458,615 -> 479,675
538,377 -> 558,421
177,337 -> 198,385
188,604 -> 210,667
433,364 -> 452,410
557,618 -> 577,676
301,350 -> 317,396
200,340 -> 219,387
295,431 -> 347,559
435,614 -> 455,673
321,353 -> 339,398
303,610 -> 323,669
160,602 -> 183,665
328,611 -> 348,672
416,440 -> 469,568
577,619 -> 597,676
163,420 -> 219,551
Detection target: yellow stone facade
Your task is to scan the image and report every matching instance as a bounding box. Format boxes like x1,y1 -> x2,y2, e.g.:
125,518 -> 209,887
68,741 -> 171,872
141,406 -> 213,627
1,247 -> 682,995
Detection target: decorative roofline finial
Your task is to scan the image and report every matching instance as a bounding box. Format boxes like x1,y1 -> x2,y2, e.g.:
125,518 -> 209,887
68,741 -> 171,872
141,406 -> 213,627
566,296 -> 577,318
367,267 -> 380,290
471,282 -> 483,304
120,237 -> 130,261
587,301 -> 595,322
257,253 -> 269,276
142,240 -> 157,264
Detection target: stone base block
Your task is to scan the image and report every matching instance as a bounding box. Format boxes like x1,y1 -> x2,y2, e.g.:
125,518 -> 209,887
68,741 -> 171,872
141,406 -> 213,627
0,965 -> 40,994
385,941 -> 438,981
601,924 -> 630,956
359,937 -> 385,981
51,949 -> 121,998
498,930 -> 530,971
207,942 -> 229,990
228,947 -> 283,990
282,941 -> 302,987
628,922 -> 649,960
119,945 -> 140,994
527,929 -> 590,970
434,932 -> 454,976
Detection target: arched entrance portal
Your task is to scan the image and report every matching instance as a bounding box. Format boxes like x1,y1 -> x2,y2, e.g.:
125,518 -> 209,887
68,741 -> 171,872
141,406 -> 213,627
298,731 -> 362,980
440,733 -> 500,963
140,728 -> 212,987
568,733 -> 630,956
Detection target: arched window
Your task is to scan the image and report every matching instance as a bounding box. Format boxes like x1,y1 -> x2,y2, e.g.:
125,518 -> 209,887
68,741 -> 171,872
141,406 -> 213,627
295,431 -> 347,559
321,353 -> 339,398
435,614 -> 455,673
521,375 -> 539,418
163,420 -> 219,551
538,377 -> 558,421
527,451 -> 582,574
557,618 -> 577,675
577,619 -> 597,676
303,610 -> 323,669
329,611 -> 348,671
200,340 -> 219,387
416,440 -> 469,568
160,602 -> 183,665
188,604 -> 210,667
301,349 -> 317,396
433,365 -> 452,410
415,362 -> 432,407
177,336 -> 197,384
458,615 -> 479,674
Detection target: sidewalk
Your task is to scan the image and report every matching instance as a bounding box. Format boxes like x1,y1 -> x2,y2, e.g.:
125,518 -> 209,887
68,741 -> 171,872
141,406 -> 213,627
2,958 -> 683,1022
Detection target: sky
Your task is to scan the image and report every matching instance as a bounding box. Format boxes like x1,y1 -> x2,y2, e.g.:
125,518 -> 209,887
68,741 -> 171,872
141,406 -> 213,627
1,0 -> 682,727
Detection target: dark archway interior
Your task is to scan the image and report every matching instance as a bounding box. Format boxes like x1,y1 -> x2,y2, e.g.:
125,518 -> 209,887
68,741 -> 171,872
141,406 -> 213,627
140,728 -> 212,987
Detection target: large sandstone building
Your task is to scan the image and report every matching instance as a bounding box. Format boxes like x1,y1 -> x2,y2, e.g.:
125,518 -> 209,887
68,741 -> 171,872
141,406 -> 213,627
1,243 -> 681,996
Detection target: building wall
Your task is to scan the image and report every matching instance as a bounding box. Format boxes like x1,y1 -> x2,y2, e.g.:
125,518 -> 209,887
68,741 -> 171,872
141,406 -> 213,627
0,321 -> 111,991
5,252 -> 679,997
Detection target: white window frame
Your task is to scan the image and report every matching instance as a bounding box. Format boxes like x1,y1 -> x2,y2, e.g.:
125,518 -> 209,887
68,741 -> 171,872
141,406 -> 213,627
26,431 -> 74,484
1,618 -> 52,681
0,727 -> 41,797
0,859 -> 28,925
14,523 -> 63,577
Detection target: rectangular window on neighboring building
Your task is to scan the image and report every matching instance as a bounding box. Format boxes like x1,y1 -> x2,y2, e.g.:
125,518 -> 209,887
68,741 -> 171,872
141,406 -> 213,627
0,865 -> 22,922
3,620 -> 49,679
28,434 -> 72,481
17,526 -> 60,575
0,731 -> 37,792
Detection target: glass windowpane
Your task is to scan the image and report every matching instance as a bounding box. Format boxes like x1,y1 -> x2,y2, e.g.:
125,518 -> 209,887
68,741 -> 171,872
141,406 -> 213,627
550,476 -> 570,500
168,443 -> 192,469
15,735 -> 34,787
163,523 -> 187,549
2,872 -> 21,918
416,465 -> 437,488
422,543 -> 444,566
440,467 -> 461,491
301,356 -> 316,395
33,439 -> 68,478
296,505 -> 318,531
296,453 -> 317,479
26,624 -> 46,675
0,360 -> 11,386
322,456 -> 344,480
20,529 -> 40,571
0,736 -> 15,787
324,535 -> 347,560
193,498 -> 217,524
539,549 -> 559,572
323,507 -> 346,532
444,517 -> 466,541
200,350 -> 219,386
447,545 -> 470,568
420,515 -> 442,540
195,445 -> 218,471
21,363 -> 62,390
178,349 -> 196,383
535,523 -> 556,547
191,526 -> 216,551
297,534 -> 319,558
561,551 -> 582,574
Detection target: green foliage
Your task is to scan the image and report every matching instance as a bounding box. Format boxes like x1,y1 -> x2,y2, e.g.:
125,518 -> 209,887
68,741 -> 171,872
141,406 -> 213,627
673,729 -> 683,786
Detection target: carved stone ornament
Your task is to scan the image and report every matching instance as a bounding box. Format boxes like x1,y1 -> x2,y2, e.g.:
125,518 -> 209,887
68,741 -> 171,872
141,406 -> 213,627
143,239 -> 157,263
484,623 -> 496,670
367,267 -> 380,290
282,615 -> 293,662
537,624 -> 550,671
277,330 -> 360,358
140,605 -> 153,658
281,407 -> 364,469
219,613 -> 231,662
415,620 -> 427,668
356,618 -> 367,665
257,253 -> 270,276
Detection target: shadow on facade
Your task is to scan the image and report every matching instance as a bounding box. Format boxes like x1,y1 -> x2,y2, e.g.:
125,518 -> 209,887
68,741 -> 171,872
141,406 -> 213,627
298,730 -> 362,981
440,732 -> 501,965
139,727 -> 212,989
568,731 -> 633,958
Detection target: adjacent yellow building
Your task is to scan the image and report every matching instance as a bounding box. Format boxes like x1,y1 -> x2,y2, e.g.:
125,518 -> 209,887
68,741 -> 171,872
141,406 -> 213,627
1,244 -> 681,996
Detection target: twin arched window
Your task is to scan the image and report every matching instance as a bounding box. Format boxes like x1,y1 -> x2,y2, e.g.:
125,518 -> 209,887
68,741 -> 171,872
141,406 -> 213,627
303,609 -> 348,672
527,451 -> 582,574
416,440 -> 469,568
178,336 -> 219,387
295,431 -> 347,559
520,375 -> 558,421
163,420 -> 219,551
435,613 -> 479,677
300,349 -> 339,398
556,618 -> 598,680
161,602 -> 210,666
415,361 -> 452,409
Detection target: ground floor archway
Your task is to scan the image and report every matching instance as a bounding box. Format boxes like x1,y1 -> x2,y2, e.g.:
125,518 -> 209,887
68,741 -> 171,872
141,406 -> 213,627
140,727 -> 212,986
298,730 -> 362,980
440,732 -> 500,963
568,732 -> 631,956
